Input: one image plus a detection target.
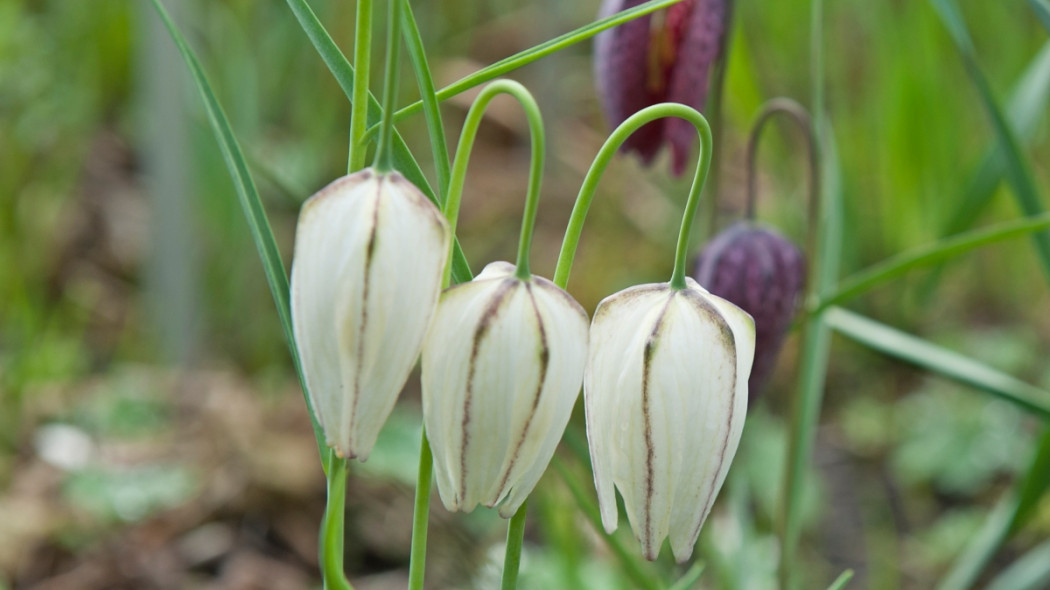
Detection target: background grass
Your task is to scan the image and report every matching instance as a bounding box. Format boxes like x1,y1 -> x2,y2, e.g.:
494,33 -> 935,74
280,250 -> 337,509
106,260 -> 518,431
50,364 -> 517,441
1,0 -> 1049,588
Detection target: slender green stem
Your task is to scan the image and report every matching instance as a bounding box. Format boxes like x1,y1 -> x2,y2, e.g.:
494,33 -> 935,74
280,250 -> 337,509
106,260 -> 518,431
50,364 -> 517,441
441,80 -> 546,285
401,0 -> 452,200
348,0 -> 373,173
321,452 -> 353,590
407,429 -> 434,590
500,502 -> 528,590
374,0 -> 402,172
552,103 -> 712,291
779,0 -> 835,586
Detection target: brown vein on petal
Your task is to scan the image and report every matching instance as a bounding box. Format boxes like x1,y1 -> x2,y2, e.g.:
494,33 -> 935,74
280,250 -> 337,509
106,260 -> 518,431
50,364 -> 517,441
459,279 -> 516,506
680,289 -> 737,544
348,175 -> 383,458
492,282 -> 550,502
641,290 -> 674,559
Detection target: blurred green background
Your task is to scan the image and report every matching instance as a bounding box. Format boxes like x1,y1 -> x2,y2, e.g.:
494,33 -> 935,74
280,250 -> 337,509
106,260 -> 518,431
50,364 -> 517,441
2,0 -> 1049,588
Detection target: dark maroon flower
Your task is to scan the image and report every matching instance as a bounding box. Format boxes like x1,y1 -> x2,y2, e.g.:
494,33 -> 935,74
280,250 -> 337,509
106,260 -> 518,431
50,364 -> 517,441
692,222 -> 806,399
594,0 -> 727,175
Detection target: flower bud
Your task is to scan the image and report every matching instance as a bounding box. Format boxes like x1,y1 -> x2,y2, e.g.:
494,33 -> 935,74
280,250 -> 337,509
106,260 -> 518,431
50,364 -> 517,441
594,0 -> 727,174
585,278 -> 754,563
291,169 -> 451,461
422,262 -> 588,517
692,222 -> 805,398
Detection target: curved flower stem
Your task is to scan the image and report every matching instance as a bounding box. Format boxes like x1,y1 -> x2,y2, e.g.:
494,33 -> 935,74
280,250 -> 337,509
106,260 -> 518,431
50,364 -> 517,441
321,452 -> 353,590
373,0 -> 403,172
500,502 -> 528,590
347,0 -> 373,173
441,79 -> 546,285
407,428 -> 434,590
744,98 -> 819,256
553,103 -> 713,291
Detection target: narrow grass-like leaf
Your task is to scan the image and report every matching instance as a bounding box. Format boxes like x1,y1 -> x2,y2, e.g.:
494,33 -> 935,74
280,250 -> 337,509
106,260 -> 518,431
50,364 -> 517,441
930,0 -> 1050,278
149,0 -> 326,457
937,430 -> 1050,590
1010,428 -> 1050,532
1031,0 -> 1050,33
940,42 -> 1050,238
816,212 -> 1050,312
392,0 -> 685,122
402,2 -> 451,200
667,563 -> 705,590
826,571 -> 854,590
987,536 -> 1050,590
825,308 -> 1050,419
282,0 -> 473,283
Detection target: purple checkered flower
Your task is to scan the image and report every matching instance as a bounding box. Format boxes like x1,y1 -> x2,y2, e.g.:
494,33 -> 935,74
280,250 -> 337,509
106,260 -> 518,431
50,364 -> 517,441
595,0 -> 727,174
693,222 -> 806,399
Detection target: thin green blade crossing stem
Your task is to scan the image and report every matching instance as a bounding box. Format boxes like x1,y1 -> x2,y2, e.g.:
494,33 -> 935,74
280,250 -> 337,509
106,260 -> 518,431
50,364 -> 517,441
930,0 -> 1050,279
148,0 -> 326,461
282,0 -> 473,283
824,308 -> 1050,419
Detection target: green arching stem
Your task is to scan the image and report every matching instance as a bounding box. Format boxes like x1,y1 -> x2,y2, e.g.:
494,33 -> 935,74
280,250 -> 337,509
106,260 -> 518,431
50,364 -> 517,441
347,0 -> 373,173
401,1 -> 452,200
553,103 -> 713,291
321,452 -> 353,590
373,0 -> 403,172
441,80 -> 546,285
407,429 -> 434,590
500,502 -> 528,590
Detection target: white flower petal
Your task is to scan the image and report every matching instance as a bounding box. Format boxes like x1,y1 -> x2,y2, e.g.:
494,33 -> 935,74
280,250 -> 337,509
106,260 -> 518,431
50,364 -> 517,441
585,280 -> 755,563
291,170 -> 449,461
586,285 -> 672,542
423,262 -> 588,516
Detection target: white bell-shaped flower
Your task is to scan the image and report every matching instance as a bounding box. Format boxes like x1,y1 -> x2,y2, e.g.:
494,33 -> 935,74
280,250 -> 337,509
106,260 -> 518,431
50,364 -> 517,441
422,261 -> 588,517
585,277 -> 755,563
291,169 -> 450,461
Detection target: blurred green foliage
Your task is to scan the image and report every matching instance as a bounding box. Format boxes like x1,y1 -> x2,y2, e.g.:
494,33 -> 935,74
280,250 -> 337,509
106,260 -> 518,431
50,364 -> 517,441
2,0 -> 1050,588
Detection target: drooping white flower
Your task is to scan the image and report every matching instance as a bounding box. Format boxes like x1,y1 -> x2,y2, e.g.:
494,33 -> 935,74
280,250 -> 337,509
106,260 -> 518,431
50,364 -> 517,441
291,169 -> 450,461
585,277 -> 754,563
422,261 -> 588,517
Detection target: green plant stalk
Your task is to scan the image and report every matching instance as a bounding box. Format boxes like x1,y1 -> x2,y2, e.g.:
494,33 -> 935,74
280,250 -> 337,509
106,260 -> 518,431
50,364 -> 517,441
824,307 -> 1050,419
373,0 -> 403,172
407,429 -> 434,590
282,0 -> 473,285
440,80 -> 545,286
347,0 -> 373,172
779,0 -> 840,584
552,456 -> 662,590
553,103 -> 713,291
813,212 -> 1050,313
321,453 -> 353,590
148,0 -> 328,469
500,502 -> 528,590
402,1 -> 452,200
